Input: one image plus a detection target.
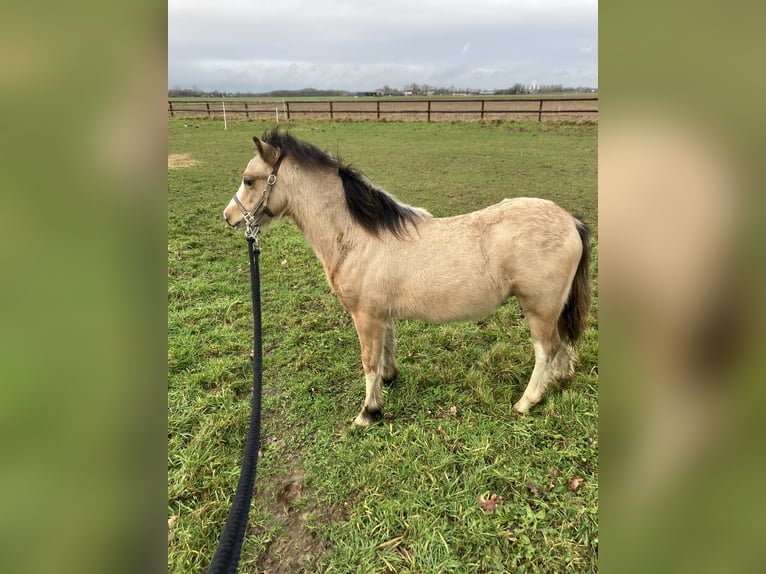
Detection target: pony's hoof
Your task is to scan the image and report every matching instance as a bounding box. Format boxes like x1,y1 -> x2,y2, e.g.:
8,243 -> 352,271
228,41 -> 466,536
512,399 -> 531,414
352,413 -> 371,427
353,407 -> 382,427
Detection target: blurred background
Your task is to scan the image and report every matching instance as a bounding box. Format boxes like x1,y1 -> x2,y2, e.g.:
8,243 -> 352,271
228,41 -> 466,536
0,2 -> 167,573
600,1 -> 766,572
0,1 -> 764,573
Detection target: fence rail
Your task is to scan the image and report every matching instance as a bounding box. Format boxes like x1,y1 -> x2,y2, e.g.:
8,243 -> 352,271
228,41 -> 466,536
167,97 -> 597,122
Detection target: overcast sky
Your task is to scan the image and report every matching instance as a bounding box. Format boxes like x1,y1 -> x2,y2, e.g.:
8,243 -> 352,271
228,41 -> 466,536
168,0 -> 597,93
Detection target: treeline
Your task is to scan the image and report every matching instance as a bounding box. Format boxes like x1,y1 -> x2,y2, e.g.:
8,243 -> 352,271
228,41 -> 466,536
391,83 -> 595,96
168,87 -> 356,98
168,84 -> 597,98
494,83 -> 595,95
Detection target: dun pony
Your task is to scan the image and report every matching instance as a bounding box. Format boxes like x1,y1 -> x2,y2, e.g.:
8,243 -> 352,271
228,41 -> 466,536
224,128 -> 591,426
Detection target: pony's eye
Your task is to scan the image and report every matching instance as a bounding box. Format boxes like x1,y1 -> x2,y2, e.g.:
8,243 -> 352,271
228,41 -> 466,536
243,178 -> 255,187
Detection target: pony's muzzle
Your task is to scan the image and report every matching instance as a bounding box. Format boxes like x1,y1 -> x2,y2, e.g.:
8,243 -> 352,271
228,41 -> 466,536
223,205 -> 244,229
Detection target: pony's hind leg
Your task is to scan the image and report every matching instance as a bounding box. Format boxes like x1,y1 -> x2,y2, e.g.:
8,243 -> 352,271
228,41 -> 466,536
512,304 -> 562,414
382,319 -> 398,385
549,342 -> 576,384
351,311 -> 387,426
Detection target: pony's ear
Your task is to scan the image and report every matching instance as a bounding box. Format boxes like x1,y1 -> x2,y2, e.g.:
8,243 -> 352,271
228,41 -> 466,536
252,137 -> 279,166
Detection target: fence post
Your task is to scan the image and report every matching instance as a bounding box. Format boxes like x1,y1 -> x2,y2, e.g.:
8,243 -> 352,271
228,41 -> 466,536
169,101 -> 174,117
206,102 -> 211,118
377,100 -> 380,120
537,99 -> 543,122
480,99 -> 485,120
285,101 -> 291,120
244,102 -> 249,119
329,101 -> 334,120
427,100 -> 431,122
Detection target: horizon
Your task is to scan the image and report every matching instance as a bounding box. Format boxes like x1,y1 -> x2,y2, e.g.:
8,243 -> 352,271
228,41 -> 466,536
167,85 -> 599,98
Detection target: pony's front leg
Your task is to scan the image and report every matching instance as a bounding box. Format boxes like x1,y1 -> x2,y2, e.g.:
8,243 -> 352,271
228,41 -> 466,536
351,311 -> 387,426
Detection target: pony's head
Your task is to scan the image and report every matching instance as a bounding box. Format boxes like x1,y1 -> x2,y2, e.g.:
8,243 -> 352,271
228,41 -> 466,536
223,136 -> 285,232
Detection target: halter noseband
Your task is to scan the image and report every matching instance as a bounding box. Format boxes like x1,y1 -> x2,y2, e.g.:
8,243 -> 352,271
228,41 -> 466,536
232,154 -> 285,242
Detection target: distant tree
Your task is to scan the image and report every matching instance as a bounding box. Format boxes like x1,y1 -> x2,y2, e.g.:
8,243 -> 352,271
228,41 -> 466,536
403,83 -> 424,95
376,85 -> 403,96
496,83 -> 525,95
537,84 -> 563,93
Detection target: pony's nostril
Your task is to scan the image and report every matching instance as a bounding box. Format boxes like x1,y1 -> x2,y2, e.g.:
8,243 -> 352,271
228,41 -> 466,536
224,210 -> 243,229
225,217 -> 237,229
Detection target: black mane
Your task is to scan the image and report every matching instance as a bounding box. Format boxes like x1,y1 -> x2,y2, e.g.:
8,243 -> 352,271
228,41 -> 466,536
262,127 -> 339,170
261,127 -> 423,238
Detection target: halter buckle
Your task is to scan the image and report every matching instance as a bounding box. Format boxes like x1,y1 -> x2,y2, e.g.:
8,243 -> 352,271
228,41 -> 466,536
245,221 -> 260,245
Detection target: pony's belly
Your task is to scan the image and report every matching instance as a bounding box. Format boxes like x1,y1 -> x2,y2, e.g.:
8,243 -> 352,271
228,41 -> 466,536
393,291 -> 507,324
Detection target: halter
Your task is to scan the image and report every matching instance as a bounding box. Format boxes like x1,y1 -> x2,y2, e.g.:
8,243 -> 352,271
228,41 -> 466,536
231,155 -> 284,243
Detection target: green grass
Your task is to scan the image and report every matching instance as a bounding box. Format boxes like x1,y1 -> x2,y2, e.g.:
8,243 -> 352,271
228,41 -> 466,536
168,118 -> 597,573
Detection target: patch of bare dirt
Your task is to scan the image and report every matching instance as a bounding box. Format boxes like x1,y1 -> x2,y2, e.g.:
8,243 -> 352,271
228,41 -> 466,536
247,467 -> 346,574
168,153 -> 198,169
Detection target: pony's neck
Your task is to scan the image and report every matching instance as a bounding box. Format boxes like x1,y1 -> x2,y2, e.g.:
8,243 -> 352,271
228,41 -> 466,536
284,164 -> 357,271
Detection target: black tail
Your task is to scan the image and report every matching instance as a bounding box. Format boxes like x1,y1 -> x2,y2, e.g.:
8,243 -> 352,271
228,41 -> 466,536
558,218 -> 592,344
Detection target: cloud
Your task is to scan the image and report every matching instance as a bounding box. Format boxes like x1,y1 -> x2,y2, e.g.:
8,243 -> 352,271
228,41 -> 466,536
168,0 -> 598,91
178,59 -> 435,92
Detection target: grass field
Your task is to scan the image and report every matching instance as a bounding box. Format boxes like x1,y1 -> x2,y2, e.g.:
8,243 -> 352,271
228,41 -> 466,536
168,118 -> 598,573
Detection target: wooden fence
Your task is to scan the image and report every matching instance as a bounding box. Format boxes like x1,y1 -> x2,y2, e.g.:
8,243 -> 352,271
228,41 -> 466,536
167,97 -> 597,122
